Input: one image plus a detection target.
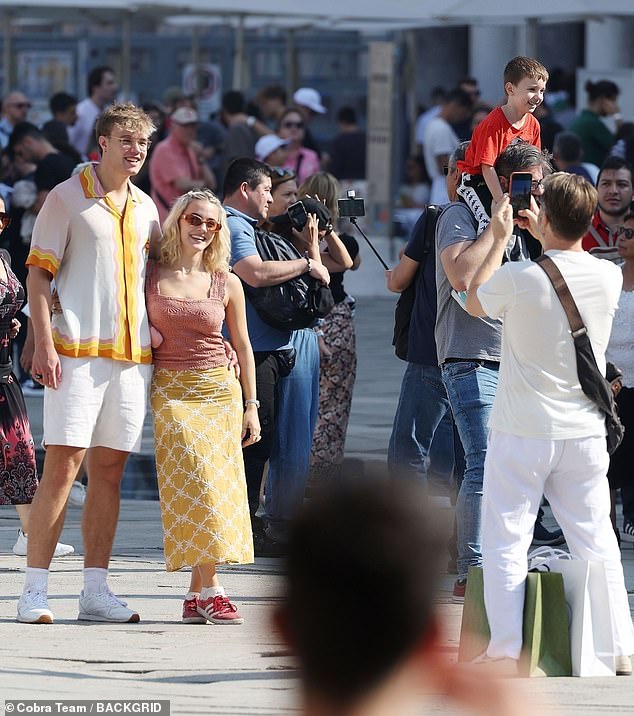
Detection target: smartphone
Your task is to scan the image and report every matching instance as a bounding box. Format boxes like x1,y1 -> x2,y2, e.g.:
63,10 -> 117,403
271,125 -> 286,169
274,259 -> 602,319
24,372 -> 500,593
287,200 -> 308,230
509,172 -> 532,217
338,196 -> 366,218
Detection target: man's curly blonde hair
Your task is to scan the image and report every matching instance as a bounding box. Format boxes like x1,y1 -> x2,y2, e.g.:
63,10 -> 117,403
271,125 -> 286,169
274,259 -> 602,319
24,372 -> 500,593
95,102 -> 155,143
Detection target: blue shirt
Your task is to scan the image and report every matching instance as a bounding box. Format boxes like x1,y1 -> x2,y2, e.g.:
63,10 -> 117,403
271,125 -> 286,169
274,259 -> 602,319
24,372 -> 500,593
226,206 -> 292,352
0,118 -> 13,149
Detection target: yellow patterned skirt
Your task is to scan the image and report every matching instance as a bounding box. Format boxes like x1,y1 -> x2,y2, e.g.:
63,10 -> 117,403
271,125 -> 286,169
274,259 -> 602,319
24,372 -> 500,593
150,366 -> 254,571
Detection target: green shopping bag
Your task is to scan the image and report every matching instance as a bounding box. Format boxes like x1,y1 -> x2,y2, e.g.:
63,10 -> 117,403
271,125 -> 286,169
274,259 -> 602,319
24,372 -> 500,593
458,566 -> 572,677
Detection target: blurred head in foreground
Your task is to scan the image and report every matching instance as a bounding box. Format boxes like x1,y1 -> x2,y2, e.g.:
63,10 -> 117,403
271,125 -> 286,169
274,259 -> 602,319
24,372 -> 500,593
278,477 -> 541,716
278,478 -> 445,713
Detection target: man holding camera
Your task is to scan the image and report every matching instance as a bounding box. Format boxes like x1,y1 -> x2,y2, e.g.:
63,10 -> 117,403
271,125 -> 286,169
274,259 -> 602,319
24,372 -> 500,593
435,142 -> 552,603
464,173 -> 634,675
223,158 -> 329,555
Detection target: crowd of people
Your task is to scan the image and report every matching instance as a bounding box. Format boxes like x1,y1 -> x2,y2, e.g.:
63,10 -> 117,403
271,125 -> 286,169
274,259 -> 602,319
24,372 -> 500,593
0,51 -> 632,685
387,56 -> 634,677
0,68 -> 363,625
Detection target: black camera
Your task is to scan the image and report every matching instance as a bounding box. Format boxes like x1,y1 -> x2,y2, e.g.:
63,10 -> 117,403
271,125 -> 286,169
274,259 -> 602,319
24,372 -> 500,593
338,189 -> 366,218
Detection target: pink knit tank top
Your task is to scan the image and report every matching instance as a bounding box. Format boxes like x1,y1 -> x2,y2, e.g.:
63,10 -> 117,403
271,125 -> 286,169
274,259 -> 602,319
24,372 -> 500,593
145,259 -> 228,370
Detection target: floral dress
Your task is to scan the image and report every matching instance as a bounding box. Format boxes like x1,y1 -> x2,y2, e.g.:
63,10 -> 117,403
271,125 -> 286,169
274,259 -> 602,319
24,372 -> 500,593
0,256 -> 38,504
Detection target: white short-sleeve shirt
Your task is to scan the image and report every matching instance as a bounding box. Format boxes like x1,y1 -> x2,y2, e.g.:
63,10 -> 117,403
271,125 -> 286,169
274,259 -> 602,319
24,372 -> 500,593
477,249 -> 622,440
27,163 -> 160,365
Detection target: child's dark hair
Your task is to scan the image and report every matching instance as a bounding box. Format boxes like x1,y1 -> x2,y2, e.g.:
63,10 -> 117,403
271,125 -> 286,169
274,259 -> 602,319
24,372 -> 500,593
504,56 -> 549,91
281,477 -> 445,706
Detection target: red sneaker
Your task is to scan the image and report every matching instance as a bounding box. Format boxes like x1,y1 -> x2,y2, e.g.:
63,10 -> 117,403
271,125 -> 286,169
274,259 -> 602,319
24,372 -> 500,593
452,578 -> 467,604
197,594 -> 244,625
182,597 -> 206,624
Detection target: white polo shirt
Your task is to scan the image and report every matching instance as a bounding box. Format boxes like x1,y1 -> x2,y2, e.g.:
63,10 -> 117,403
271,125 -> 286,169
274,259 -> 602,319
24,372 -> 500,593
27,163 -> 159,365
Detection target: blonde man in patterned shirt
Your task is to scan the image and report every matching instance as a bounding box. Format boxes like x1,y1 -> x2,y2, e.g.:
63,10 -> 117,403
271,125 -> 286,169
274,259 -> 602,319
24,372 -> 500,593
17,103 -> 161,625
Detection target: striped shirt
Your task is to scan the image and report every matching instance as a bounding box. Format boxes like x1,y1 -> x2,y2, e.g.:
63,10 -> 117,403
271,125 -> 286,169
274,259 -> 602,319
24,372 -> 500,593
27,163 -> 160,364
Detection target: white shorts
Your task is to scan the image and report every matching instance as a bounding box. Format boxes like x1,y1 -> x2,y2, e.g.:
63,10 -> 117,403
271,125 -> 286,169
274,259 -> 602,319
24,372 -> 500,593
43,356 -> 152,453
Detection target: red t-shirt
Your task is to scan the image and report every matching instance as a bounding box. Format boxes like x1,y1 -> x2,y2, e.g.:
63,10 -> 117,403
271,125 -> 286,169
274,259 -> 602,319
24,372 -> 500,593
457,106 -> 541,176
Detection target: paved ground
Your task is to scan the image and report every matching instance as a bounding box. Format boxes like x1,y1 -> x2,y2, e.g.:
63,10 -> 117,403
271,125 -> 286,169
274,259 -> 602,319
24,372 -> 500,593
1,289 -> 634,714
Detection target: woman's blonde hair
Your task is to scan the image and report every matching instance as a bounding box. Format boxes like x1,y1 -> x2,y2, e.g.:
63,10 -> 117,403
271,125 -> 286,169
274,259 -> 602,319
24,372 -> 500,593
159,189 -> 230,274
298,171 -> 340,220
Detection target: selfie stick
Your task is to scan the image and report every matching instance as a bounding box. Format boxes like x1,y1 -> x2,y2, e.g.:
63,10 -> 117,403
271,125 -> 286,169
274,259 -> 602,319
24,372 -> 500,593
350,217 -> 389,270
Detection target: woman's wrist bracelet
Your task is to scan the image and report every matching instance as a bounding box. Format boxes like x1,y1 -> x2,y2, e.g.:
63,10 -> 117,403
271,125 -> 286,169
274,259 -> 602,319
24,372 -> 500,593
245,399 -> 260,409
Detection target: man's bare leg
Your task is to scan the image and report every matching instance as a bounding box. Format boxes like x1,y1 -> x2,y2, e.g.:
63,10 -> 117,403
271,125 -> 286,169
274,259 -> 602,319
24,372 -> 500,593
17,445 -> 85,623
26,445 -> 85,568
83,446 -> 130,567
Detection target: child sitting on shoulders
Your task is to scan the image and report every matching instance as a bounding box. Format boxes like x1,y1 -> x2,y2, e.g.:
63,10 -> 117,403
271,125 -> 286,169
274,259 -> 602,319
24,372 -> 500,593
457,56 -> 549,233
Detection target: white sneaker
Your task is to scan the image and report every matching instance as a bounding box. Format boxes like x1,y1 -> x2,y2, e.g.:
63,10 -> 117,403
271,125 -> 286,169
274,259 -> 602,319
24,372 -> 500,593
68,481 -> 86,508
17,589 -> 54,624
12,529 -> 75,558
616,655 -> 632,676
78,589 -> 140,623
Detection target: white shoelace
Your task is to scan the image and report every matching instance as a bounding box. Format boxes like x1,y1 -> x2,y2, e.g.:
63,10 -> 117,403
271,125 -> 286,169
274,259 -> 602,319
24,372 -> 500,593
101,587 -> 128,607
25,590 -> 49,608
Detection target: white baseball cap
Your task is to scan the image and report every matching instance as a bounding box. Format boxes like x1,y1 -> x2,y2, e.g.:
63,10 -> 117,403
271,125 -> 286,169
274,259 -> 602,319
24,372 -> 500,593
292,87 -> 326,114
171,107 -> 199,125
255,134 -> 290,161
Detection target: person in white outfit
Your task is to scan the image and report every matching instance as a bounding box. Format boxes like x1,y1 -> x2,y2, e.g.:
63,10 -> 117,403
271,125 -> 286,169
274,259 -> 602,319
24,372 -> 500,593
465,172 -> 634,676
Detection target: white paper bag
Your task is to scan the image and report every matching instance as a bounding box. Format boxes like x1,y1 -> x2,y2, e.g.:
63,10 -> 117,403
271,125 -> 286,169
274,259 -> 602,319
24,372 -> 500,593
528,549 -> 615,677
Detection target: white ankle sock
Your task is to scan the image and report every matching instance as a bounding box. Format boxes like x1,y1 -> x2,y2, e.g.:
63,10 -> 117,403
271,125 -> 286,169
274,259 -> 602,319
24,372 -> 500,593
200,586 -> 225,600
24,567 -> 49,593
185,591 -> 200,601
83,567 -> 108,595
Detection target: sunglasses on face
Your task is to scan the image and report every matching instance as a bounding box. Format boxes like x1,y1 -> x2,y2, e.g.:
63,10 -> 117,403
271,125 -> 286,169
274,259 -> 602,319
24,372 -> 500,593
0,212 -> 11,229
269,166 -> 295,178
181,213 -> 222,232
615,225 -> 634,240
9,102 -> 31,110
282,121 -> 304,129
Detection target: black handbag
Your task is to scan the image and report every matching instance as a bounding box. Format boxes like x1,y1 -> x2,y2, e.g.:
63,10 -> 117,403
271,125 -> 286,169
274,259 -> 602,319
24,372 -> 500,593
534,254 -> 624,455
0,360 -> 12,384
242,228 -> 334,331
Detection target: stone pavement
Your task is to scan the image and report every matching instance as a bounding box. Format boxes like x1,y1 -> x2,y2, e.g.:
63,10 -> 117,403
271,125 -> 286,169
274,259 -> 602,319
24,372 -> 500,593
1,294 -> 634,714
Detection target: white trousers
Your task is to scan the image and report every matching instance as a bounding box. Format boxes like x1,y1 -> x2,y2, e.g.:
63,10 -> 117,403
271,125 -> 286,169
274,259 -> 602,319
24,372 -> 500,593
482,430 -> 634,660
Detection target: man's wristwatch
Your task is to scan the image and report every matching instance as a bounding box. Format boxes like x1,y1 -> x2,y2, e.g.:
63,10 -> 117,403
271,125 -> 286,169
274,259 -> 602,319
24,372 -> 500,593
304,254 -> 312,275
245,398 -> 260,409
246,115 -> 257,128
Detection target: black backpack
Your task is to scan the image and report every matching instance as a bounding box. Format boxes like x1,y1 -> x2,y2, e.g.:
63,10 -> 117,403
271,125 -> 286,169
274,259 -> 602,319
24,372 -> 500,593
392,205 -> 442,361
242,227 -> 335,331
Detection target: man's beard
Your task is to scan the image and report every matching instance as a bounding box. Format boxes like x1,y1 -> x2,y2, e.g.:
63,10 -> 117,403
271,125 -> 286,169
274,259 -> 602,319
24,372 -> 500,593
599,200 -> 629,218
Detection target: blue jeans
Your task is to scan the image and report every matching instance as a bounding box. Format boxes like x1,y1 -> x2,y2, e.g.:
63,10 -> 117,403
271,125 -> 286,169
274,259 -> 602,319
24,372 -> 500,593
441,360 -> 499,580
265,329 -> 320,541
388,362 -> 459,492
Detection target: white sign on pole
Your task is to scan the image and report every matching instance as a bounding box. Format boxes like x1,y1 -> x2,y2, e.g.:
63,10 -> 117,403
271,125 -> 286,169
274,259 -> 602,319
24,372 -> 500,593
183,63 -> 223,119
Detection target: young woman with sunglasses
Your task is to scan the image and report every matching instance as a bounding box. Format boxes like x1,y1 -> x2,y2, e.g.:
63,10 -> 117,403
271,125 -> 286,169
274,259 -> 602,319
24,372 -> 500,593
145,189 -> 258,624
606,211 -> 634,544
0,203 -> 74,557
278,108 -> 320,185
